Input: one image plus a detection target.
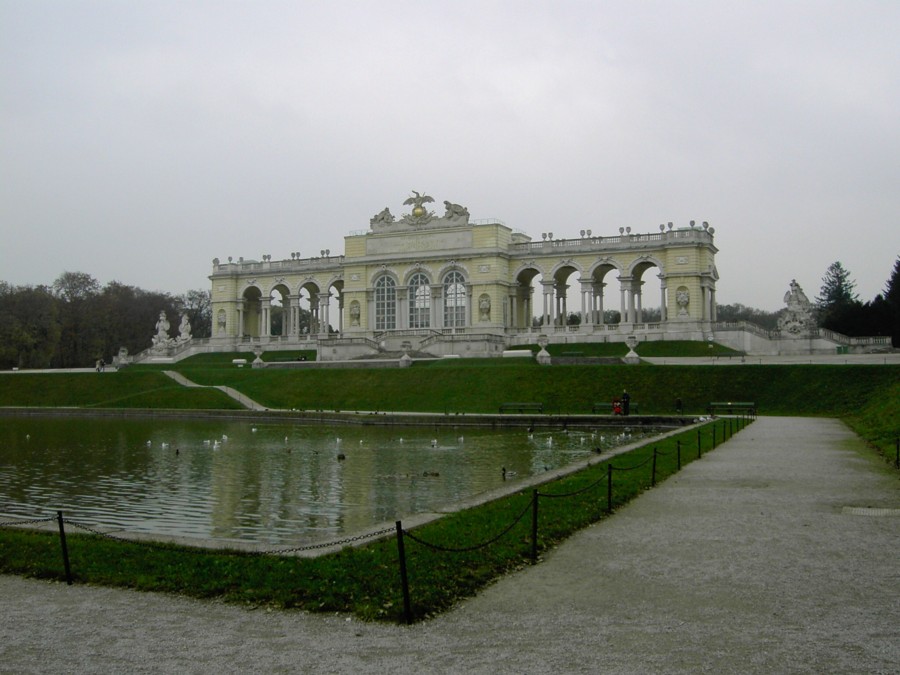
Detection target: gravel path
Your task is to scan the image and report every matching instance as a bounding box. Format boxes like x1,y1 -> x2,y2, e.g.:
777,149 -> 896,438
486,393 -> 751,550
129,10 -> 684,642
2,417 -> 898,674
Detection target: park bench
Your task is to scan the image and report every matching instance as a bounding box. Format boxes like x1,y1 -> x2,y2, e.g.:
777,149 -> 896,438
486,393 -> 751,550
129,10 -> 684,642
707,401 -> 756,415
592,402 -> 639,414
499,402 -> 544,414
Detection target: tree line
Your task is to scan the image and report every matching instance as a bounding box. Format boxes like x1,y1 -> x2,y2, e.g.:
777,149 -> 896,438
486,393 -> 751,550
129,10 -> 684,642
0,272 -> 211,369
815,258 -> 900,346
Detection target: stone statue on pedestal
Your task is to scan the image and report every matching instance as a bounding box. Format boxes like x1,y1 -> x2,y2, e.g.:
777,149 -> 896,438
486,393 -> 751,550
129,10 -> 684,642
777,279 -> 815,336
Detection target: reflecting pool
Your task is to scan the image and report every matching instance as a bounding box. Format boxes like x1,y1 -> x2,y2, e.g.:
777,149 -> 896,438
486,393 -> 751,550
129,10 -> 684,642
0,417 -> 660,547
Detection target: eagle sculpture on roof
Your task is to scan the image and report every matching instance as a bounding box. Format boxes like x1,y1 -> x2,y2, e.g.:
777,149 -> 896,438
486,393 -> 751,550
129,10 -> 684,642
403,191 -> 435,208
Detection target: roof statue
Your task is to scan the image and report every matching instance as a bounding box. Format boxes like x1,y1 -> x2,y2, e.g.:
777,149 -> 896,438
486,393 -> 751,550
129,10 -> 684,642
368,191 -> 471,230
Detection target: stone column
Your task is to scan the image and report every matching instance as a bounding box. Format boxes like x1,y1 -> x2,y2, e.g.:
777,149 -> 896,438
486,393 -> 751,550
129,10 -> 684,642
559,284 -> 568,326
596,282 -> 606,325
261,298 -> 271,336
659,280 -> 667,323
431,287 -> 440,329
397,288 -> 408,330
541,282 -> 553,328
319,295 -> 329,337
635,280 -> 644,324
579,280 -> 592,326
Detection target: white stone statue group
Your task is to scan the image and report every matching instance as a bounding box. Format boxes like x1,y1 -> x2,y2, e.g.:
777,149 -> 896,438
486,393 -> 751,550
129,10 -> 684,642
152,311 -> 192,351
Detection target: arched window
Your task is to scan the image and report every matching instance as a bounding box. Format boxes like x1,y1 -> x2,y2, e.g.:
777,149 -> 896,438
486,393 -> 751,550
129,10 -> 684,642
408,273 -> 431,329
443,270 -> 467,327
375,276 -> 396,330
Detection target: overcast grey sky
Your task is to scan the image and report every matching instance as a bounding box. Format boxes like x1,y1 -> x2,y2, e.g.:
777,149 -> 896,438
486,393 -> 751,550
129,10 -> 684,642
2,0 -> 898,311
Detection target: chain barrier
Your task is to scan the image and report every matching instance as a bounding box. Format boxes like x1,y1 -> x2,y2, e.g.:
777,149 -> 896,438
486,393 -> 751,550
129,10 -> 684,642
538,471 -> 607,499
610,454 -> 654,472
0,515 -> 56,528
252,527 -> 396,556
403,497 -> 533,553
66,518 -> 395,556
64,519 -> 149,544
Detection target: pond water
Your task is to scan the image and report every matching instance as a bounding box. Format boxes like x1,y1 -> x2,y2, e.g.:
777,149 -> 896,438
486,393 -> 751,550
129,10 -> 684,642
0,417 -> 660,547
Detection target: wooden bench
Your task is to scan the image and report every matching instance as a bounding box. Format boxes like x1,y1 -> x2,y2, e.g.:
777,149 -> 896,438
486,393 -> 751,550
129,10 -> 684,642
499,402 -> 543,414
707,401 -> 756,415
592,402 -> 639,414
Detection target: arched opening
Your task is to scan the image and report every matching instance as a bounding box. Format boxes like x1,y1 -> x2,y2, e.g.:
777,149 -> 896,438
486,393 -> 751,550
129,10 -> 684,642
514,268 -> 540,330
297,282 -> 320,336
590,263 -> 621,325
627,260 -> 665,325
551,264 -> 580,327
240,286 -> 262,337
269,283 -> 291,337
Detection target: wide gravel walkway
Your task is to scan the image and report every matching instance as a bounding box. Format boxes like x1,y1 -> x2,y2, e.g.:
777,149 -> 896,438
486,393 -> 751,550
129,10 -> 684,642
2,417 -> 898,674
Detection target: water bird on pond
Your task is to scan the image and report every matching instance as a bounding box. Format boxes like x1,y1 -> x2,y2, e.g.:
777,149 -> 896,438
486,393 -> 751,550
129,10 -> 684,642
431,439 -> 438,448
502,467 -> 517,480
221,434 -> 228,441
251,428 -> 257,433
337,453 -> 346,461
146,441 -> 152,447
422,470 -> 440,477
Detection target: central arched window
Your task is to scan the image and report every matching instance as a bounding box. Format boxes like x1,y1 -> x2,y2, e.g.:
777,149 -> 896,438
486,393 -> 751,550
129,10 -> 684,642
408,273 -> 431,329
375,275 -> 396,330
443,270 -> 467,327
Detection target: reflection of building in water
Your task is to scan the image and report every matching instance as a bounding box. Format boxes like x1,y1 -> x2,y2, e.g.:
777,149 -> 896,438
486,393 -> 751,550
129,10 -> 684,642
208,193 -> 720,359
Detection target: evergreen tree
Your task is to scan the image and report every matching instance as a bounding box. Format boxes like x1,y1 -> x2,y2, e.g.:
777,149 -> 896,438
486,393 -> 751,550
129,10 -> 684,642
816,261 -> 858,309
883,256 -> 900,347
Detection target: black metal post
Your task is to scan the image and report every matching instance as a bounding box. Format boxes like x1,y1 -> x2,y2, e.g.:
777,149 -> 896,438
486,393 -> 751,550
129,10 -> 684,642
698,428 -> 702,458
607,464 -> 613,514
677,439 -> 681,470
651,448 -> 657,487
712,424 -> 717,449
56,510 -> 72,586
531,490 -> 539,564
395,521 -> 412,625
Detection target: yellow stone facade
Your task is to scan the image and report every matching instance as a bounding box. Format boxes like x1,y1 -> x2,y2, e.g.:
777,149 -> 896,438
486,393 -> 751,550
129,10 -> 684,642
209,197 -> 718,358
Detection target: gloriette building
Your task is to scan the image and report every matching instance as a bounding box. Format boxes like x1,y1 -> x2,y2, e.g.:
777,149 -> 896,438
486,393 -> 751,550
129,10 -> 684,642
207,192 -> 722,360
